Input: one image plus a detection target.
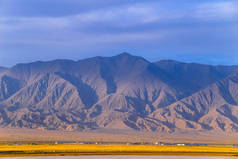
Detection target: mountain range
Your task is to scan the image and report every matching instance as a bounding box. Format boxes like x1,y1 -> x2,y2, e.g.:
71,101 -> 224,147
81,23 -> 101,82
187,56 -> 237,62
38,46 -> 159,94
1,53 -> 238,133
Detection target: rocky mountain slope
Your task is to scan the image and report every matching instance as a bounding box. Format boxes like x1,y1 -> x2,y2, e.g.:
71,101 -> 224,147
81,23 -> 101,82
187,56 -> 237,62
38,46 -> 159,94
1,53 -> 238,133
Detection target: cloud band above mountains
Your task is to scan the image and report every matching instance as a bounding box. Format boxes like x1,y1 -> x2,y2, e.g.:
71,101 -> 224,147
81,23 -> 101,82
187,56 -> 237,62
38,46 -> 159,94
0,0 -> 238,66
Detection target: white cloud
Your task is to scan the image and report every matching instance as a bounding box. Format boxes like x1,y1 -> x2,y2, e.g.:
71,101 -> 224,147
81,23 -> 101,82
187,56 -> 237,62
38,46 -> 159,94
1,0 -> 238,35
195,1 -> 238,20
71,4 -> 160,26
0,3 -> 161,33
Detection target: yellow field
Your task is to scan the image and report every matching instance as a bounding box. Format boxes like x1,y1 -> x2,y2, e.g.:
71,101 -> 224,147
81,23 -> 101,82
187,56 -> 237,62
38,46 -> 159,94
1,144 -> 238,157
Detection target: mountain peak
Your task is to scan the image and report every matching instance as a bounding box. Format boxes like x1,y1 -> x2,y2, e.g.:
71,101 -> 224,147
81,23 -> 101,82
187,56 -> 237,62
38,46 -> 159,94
112,53 -> 148,63
116,52 -> 133,57
113,52 -> 143,60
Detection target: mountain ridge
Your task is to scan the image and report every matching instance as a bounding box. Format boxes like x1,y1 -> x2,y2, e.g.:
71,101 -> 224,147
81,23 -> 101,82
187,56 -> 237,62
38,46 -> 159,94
1,53 -> 238,133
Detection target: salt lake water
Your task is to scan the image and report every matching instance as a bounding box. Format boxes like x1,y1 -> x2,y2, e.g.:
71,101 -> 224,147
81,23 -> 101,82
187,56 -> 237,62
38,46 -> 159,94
1,156 -> 238,159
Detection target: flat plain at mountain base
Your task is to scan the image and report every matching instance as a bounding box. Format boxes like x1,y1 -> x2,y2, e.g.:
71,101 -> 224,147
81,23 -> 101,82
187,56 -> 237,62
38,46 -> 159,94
1,128 -> 238,145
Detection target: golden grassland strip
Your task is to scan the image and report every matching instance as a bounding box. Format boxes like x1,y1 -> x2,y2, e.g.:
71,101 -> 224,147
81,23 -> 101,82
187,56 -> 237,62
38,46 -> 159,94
1,145 -> 238,157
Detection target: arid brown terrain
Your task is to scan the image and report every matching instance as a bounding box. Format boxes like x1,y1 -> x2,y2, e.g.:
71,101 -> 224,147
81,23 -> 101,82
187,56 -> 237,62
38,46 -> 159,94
2,128 -> 238,144
1,53 -> 238,133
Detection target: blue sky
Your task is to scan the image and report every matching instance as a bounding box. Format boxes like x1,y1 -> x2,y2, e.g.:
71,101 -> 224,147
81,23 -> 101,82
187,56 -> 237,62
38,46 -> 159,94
0,0 -> 238,67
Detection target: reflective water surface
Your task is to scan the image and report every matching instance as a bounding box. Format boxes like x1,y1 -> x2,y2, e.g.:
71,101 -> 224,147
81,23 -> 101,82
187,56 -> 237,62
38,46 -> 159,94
1,156 -> 238,159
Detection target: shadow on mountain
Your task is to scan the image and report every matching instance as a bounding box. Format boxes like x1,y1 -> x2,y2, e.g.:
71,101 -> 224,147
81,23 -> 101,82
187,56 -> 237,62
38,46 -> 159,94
55,72 -> 98,109
100,64 -> 117,94
0,75 -> 22,101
